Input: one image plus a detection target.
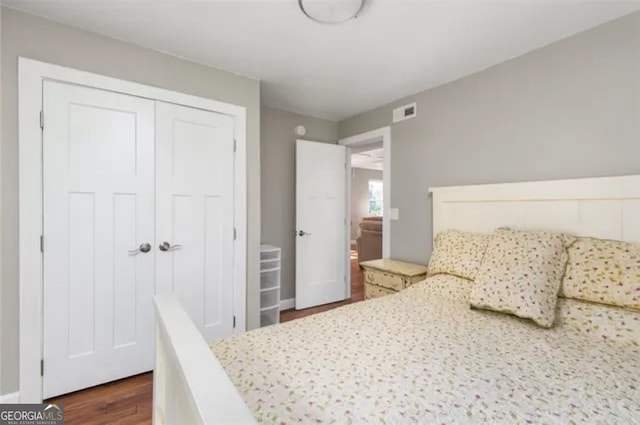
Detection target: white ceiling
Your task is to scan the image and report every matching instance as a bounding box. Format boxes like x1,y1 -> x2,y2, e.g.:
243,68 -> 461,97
352,147 -> 384,171
5,0 -> 640,121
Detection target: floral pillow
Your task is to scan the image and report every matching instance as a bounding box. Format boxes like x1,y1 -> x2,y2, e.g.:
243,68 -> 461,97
556,298 -> 640,347
427,229 -> 490,280
561,237 -> 640,310
414,274 -> 474,304
470,228 -> 569,328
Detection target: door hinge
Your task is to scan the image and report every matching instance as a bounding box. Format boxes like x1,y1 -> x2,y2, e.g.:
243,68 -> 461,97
40,235 -> 44,253
40,359 -> 44,376
233,139 -> 237,152
233,228 -> 237,240
40,111 -> 44,130
233,316 -> 236,328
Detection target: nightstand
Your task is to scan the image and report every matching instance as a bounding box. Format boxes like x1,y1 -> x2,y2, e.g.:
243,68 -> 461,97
361,259 -> 428,300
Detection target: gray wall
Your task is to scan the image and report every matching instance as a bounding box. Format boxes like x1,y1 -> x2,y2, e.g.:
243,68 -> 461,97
339,11 -> 640,266
350,168 -> 383,240
261,106 -> 338,301
1,7 -> 261,394
0,5 -> 3,391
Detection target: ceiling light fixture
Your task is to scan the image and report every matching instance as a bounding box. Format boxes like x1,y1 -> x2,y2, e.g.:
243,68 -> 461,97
299,0 -> 366,24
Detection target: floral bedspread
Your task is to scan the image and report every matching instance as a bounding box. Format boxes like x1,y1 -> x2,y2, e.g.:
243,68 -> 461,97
211,275 -> 640,424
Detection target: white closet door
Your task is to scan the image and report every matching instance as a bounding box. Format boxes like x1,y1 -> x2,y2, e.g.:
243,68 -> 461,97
42,81 -> 155,398
155,102 -> 235,342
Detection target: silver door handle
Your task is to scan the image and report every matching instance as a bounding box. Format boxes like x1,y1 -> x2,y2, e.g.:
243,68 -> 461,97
128,243 -> 151,255
297,230 -> 312,237
159,241 -> 182,252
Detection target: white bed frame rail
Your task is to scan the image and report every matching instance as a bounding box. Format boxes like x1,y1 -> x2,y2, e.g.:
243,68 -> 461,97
154,295 -> 256,425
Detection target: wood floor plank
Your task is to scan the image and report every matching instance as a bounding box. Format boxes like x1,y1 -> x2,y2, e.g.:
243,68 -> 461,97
48,250 -> 365,424
47,372 -> 153,425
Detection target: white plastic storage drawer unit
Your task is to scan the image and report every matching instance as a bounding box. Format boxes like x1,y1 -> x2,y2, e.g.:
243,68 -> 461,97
260,245 -> 281,327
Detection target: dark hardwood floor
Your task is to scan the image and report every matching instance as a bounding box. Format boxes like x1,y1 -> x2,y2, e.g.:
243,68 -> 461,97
49,246 -> 365,424
47,373 -> 153,425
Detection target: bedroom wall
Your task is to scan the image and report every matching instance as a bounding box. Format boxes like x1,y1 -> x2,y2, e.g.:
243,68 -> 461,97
261,106 -> 338,302
0,4 -> 3,392
350,168 -> 383,241
338,11 -> 640,266
0,7 -> 261,394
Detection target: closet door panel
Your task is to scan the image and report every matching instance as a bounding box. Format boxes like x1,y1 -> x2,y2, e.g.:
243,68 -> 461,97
42,81 -> 155,398
155,101 -> 235,342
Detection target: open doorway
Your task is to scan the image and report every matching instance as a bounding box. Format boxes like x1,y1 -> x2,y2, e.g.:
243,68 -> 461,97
350,145 -> 384,261
339,127 -> 391,299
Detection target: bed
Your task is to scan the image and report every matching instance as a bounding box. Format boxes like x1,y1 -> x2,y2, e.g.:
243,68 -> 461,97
153,174 -> 640,424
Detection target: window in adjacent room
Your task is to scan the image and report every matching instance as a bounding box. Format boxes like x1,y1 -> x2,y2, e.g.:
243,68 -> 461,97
368,180 -> 383,216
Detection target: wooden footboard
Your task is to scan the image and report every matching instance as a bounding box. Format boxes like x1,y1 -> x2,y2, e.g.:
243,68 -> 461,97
153,295 -> 256,425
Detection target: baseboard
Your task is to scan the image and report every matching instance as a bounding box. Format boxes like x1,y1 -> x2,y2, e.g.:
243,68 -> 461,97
0,392 -> 19,404
280,298 -> 295,311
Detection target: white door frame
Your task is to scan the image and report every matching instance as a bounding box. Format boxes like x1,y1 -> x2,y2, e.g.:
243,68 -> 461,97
338,126 -> 391,252
18,57 -> 247,403
339,127 -> 391,296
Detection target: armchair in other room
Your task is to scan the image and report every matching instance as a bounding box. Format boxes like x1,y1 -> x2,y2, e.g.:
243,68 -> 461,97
357,216 -> 382,264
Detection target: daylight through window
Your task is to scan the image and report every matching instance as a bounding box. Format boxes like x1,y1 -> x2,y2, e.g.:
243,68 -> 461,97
368,180 -> 383,216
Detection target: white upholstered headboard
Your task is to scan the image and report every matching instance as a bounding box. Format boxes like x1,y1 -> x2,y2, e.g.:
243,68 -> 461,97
429,175 -> 640,245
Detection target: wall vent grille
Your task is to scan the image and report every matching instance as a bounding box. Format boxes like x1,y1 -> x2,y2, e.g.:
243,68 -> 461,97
393,102 -> 417,123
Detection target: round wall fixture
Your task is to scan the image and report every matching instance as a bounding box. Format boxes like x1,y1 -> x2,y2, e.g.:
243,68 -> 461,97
296,125 -> 307,136
299,0 -> 366,24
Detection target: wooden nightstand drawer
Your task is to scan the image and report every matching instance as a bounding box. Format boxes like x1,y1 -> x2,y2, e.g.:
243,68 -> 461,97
365,270 -> 404,291
360,259 -> 428,300
365,283 -> 395,300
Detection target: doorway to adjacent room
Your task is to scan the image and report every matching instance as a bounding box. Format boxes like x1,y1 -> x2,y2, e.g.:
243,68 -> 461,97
339,127 -> 391,298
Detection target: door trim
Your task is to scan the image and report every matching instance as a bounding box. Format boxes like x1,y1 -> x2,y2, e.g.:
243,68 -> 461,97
18,57 -> 247,402
339,126 -> 391,297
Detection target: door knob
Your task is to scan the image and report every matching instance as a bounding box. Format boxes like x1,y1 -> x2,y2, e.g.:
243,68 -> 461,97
159,241 -> 183,252
297,230 -> 312,237
128,243 -> 151,255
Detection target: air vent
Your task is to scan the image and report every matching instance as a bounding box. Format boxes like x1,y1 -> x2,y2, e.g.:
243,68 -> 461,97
393,102 -> 417,123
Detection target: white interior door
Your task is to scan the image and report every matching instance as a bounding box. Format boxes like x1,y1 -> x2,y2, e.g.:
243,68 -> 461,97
295,140 -> 348,310
43,81 -> 155,398
155,101 -> 236,342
